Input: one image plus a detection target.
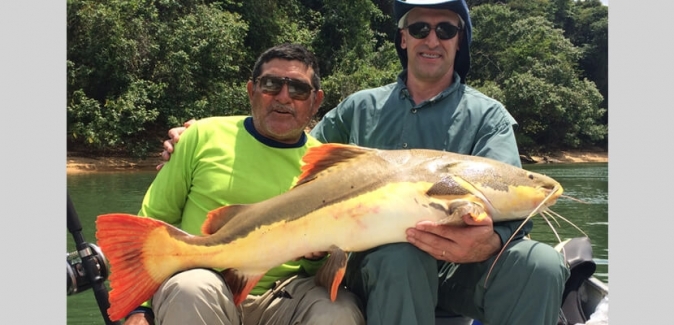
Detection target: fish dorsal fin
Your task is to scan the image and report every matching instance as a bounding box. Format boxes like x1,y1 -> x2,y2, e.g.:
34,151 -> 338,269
296,143 -> 374,186
202,205 -> 249,235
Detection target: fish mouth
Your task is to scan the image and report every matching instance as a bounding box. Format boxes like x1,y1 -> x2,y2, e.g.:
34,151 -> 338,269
541,184 -> 564,206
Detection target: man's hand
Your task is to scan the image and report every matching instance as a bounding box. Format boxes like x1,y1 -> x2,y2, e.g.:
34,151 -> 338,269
123,312 -> 153,325
406,214 -> 502,263
156,119 -> 196,170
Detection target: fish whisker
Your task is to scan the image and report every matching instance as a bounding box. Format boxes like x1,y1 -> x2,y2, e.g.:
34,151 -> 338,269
484,184 -> 562,288
543,209 -> 588,238
539,211 -> 563,244
484,208 -> 537,288
560,194 -> 588,204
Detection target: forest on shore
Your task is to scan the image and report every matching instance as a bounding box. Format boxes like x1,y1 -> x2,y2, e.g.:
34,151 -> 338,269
67,0 -> 608,158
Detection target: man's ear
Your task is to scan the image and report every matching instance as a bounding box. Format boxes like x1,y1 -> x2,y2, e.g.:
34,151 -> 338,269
312,89 -> 325,115
246,80 -> 254,100
400,30 -> 407,49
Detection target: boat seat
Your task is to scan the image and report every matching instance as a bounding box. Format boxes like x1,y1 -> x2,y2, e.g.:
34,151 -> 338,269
555,237 -> 597,325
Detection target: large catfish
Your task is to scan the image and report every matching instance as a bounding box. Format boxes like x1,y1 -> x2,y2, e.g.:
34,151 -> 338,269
95,143 -> 563,321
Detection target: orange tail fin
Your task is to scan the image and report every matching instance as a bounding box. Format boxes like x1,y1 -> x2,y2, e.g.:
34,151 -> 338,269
95,213 -> 187,321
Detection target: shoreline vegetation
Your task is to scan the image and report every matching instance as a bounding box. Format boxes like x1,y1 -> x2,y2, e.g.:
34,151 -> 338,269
66,149 -> 608,175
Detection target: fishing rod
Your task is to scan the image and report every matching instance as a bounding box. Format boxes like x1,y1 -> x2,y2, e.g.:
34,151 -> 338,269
66,192 -> 121,325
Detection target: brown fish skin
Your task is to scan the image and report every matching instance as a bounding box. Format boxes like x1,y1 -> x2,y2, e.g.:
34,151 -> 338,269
95,143 -> 563,321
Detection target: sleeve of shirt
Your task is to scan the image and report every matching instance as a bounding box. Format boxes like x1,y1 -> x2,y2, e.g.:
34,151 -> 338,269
299,256 -> 328,276
471,105 -> 531,245
137,125 -> 198,226
471,105 -> 522,168
309,99 -> 353,144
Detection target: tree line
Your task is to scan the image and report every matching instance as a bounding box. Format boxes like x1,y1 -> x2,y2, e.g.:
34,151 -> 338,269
67,0 -> 608,158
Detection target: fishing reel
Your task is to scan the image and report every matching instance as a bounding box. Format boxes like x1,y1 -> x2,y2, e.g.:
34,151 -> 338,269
67,242 -> 110,295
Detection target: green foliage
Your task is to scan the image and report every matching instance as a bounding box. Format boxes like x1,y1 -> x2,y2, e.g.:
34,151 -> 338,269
568,0 -> 608,126
67,0 -> 609,157
313,0 -> 384,76
67,0 -> 249,157
236,0 -> 320,66
320,41 -> 399,117
67,79 -> 161,156
469,5 -> 607,150
151,4 -> 249,124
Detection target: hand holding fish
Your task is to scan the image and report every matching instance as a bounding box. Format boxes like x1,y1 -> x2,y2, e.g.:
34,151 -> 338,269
406,213 -> 501,263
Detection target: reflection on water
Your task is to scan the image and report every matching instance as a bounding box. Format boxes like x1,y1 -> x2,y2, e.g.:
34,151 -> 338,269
66,163 -> 608,324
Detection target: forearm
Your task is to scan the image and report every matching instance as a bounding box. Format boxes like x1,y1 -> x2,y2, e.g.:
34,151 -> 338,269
493,220 -> 533,246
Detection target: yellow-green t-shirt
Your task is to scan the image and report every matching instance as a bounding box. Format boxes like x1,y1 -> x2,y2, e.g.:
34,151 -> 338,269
138,115 -> 324,297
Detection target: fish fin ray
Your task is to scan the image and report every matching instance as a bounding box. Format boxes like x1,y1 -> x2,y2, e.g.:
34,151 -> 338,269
296,144 -> 374,186
437,200 -> 488,226
221,269 -> 263,306
314,246 -> 348,301
95,213 -> 186,321
203,205 -> 249,235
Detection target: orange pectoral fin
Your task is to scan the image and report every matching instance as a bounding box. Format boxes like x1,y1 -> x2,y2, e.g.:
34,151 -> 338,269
436,199 -> 489,226
221,269 -> 264,306
471,211 -> 489,222
314,246 -> 348,301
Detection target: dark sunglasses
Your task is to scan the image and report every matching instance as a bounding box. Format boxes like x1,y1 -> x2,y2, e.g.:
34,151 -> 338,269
405,22 -> 462,40
255,76 -> 315,101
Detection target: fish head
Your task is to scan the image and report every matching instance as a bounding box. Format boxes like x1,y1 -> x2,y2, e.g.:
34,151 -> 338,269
461,164 -> 564,222
424,156 -> 563,222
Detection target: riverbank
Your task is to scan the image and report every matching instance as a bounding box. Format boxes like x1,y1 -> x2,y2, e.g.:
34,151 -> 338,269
66,149 -> 608,174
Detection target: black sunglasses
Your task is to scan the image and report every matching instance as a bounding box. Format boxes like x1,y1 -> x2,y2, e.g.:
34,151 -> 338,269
405,22 -> 462,40
255,76 -> 315,101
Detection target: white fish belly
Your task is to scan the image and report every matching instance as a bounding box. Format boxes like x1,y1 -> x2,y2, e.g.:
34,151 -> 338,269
298,182 -> 448,252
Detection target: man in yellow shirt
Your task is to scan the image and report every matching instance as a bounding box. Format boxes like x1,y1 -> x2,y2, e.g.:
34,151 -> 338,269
125,43 -> 364,325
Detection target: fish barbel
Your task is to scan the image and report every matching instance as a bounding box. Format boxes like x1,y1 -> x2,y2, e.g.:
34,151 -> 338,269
95,143 -> 563,321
